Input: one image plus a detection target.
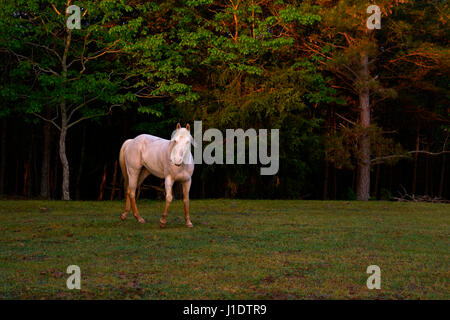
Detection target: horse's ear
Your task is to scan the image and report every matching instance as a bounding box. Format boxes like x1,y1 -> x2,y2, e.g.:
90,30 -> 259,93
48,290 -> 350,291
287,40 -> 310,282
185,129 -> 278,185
176,123 -> 181,130
186,123 -> 190,131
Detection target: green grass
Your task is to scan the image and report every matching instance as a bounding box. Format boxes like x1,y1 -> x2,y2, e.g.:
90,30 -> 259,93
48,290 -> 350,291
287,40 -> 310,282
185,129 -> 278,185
0,199 -> 448,299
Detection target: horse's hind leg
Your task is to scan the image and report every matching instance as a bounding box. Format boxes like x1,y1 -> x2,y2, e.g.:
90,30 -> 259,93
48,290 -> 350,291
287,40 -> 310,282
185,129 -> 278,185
128,169 -> 145,224
159,176 -> 174,228
120,144 -> 131,221
121,193 -> 131,221
120,174 -> 132,221
121,170 -> 146,221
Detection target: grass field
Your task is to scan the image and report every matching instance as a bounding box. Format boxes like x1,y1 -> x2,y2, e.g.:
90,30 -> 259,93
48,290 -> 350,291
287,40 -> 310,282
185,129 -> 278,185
0,199 -> 448,299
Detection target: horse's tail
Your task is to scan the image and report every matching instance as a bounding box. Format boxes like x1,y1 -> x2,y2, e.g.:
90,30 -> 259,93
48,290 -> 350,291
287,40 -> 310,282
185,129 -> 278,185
119,139 -> 133,194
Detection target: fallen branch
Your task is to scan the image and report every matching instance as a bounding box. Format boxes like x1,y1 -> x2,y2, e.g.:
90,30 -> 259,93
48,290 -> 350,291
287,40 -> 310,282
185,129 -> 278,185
371,150 -> 450,164
392,185 -> 450,203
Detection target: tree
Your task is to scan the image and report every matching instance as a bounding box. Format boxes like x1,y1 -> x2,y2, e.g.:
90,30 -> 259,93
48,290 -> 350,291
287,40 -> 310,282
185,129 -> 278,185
1,1 -> 144,199
1,0 -> 206,199
381,0 -> 450,196
305,0 -> 422,200
172,0 -> 343,197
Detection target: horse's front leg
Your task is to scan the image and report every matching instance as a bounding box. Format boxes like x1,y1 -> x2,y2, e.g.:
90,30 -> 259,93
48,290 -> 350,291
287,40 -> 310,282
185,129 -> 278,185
182,179 -> 193,228
160,176 -> 174,228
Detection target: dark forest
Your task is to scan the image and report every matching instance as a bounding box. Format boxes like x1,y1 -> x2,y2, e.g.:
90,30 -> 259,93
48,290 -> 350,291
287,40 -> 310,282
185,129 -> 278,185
0,0 -> 449,201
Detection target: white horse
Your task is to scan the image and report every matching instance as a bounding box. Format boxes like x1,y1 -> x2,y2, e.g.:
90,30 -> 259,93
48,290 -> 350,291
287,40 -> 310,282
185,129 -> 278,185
119,123 -> 195,228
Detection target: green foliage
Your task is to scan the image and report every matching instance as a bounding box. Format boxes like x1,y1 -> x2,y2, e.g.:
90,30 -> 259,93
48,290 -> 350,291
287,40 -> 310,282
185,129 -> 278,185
0,0 -> 200,123
346,187 -> 357,200
325,124 -> 407,170
380,188 -> 393,201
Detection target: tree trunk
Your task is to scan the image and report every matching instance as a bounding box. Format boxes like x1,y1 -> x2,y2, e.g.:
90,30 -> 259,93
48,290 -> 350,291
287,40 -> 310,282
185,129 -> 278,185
323,105 -> 330,200
389,165 -> 393,192
1,51 -> 10,195
412,125 -> 420,195
15,160 -> 19,195
332,165 -> 337,200
439,154 -> 446,198
59,104 -> 70,200
424,144 -> 430,196
323,160 -> 329,200
32,133 -> 39,195
23,162 -> 29,197
332,105 -> 337,200
40,107 -> 52,198
26,130 -> 34,197
59,28 -> 71,201
0,118 -> 6,194
356,52 -> 371,201
59,131 -> 70,200
98,164 -> 107,201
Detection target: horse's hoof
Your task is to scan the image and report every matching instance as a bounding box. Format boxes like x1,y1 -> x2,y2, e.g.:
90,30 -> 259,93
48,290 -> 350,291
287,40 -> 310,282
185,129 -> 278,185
186,222 -> 193,228
159,219 -> 166,228
138,218 -> 146,224
120,213 -> 127,221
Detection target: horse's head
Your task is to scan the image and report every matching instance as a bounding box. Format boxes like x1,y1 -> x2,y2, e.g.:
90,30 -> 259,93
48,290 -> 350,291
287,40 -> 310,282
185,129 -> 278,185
170,123 -> 194,166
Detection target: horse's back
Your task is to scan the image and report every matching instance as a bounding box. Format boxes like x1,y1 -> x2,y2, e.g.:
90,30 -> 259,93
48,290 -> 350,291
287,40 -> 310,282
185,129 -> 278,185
134,134 -> 168,143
